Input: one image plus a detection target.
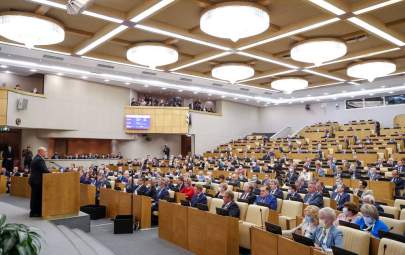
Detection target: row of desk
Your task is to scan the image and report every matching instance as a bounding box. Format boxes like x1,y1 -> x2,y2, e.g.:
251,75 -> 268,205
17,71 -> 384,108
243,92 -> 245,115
158,201 -> 239,255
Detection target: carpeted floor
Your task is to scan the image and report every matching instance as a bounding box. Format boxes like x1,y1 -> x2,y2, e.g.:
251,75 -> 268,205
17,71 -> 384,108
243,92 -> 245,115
0,194 -> 192,255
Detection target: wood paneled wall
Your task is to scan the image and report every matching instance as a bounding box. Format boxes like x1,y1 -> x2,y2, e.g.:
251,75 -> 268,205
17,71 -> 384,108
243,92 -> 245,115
124,106 -> 189,134
0,89 -> 7,125
48,138 -> 112,156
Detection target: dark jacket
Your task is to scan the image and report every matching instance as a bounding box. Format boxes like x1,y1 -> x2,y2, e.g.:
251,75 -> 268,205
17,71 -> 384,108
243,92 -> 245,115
29,155 -> 50,185
222,201 -> 240,218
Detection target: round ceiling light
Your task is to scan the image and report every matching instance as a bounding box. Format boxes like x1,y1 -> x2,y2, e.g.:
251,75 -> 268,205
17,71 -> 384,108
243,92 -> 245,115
347,60 -> 396,82
127,42 -> 178,68
200,2 -> 270,42
0,12 -> 65,48
291,38 -> 347,66
271,77 -> 308,94
211,63 -> 254,84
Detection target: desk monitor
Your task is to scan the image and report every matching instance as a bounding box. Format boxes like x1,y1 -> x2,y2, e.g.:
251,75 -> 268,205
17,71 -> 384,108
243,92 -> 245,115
216,207 -> 229,216
237,198 -> 249,203
339,220 -> 360,230
378,230 -> 405,243
380,212 -> 395,219
180,200 -> 190,207
196,203 -> 209,211
265,222 -> 282,235
332,246 -> 358,255
292,233 -> 314,247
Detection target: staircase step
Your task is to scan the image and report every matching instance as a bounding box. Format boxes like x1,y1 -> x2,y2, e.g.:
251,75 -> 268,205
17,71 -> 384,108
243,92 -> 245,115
72,228 -> 116,255
56,225 -> 97,255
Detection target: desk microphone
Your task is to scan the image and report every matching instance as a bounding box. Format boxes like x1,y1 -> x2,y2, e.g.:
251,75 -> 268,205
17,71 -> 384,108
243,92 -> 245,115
259,208 -> 264,229
383,244 -> 387,255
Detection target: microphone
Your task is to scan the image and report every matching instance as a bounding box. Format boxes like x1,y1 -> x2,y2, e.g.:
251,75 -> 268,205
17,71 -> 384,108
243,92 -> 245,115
260,208 -> 264,229
383,244 -> 387,255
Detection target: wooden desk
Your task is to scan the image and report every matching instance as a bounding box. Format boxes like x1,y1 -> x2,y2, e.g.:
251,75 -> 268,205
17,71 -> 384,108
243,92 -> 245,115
42,172 -> 80,218
80,184 -> 96,206
10,176 -> 31,198
369,181 -> 394,201
159,201 -> 239,255
369,237 -> 380,255
250,227 -> 278,255
277,236 -> 312,255
99,188 -> 151,229
0,175 -> 7,194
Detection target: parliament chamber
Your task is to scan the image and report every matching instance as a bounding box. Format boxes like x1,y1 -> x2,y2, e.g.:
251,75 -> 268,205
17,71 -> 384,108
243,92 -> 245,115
1,0 -> 405,255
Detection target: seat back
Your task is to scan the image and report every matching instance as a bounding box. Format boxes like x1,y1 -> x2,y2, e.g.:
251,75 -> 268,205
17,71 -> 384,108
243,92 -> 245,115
245,205 -> 269,226
236,201 -> 249,221
337,226 -> 370,255
394,199 -> 405,210
381,205 -> 400,219
207,197 -> 212,208
378,238 -> 405,255
168,190 -> 175,198
280,200 -> 303,219
401,209 -> 405,220
380,217 -> 405,235
208,198 -> 223,214
323,197 -> 331,207
276,198 -> 283,213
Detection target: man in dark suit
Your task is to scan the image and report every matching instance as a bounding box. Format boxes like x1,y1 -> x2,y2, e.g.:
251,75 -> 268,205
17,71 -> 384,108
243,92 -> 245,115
221,190 -> 240,218
134,178 -> 148,195
2,145 -> 14,173
286,184 -> 303,202
190,184 -> 207,207
331,184 -> 350,210
286,167 -> 299,184
391,170 -> 405,196
269,179 -> 284,199
151,180 -> 170,211
238,182 -> 256,204
303,182 -> 324,208
29,147 -> 50,217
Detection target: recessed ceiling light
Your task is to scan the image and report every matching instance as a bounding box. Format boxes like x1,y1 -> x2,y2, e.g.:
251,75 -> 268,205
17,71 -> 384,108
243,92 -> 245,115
57,72 -> 63,76
161,87 -> 167,90
291,38 -> 347,66
81,76 -> 88,79
0,12 -> 65,48
29,69 -> 37,72
5,70 -> 11,74
221,95 -> 226,98
347,60 -> 396,82
178,89 -> 183,92
125,82 -> 131,85
208,93 -> 212,96
193,91 -> 198,94
271,77 -> 308,94
144,85 -> 149,88
389,91 -> 394,94
233,97 -> 238,100
1,65 -> 7,68
212,63 -> 254,84
104,79 -> 110,82
369,93 -> 374,96
200,2 -> 270,42
127,42 -> 179,69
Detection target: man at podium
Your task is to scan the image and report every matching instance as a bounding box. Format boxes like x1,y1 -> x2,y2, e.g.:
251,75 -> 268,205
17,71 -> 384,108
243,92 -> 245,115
29,147 -> 50,217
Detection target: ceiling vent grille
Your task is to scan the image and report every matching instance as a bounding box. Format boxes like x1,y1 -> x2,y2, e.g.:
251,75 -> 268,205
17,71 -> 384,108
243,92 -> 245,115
97,63 -> 114,69
142,71 -> 156,76
42,54 -> 64,61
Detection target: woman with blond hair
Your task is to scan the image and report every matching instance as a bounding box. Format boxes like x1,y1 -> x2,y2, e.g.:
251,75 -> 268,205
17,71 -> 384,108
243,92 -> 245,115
282,205 -> 320,239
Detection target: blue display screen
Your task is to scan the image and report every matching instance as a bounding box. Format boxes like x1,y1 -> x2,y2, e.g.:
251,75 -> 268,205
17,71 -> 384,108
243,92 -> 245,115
125,115 -> 151,129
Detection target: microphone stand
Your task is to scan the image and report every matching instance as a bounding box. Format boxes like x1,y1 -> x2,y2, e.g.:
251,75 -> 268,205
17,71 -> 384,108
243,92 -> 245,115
130,170 -> 135,230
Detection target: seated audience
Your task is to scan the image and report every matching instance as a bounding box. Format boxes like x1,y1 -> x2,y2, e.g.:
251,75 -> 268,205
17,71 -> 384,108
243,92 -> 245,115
180,179 -> 195,200
255,186 -> 277,210
221,190 -> 240,218
336,202 -> 359,224
190,184 -> 207,207
331,184 -> 350,210
269,179 -> 284,199
304,182 -> 324,208
312,207 -> 343,252
283,205 -> 319,239
354,204 -> 389,238
362,194 -> 384,213
215,183 -> 228,199
286,184 -> 303,202
238,182 -> 256,204
390,170 -> 404,196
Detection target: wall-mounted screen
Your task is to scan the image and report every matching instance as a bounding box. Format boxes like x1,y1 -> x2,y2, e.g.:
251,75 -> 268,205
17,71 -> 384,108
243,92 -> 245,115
125,115 -> 151,130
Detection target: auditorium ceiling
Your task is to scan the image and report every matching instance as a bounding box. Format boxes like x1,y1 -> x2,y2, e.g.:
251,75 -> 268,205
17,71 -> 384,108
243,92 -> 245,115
0,0 -> 404,104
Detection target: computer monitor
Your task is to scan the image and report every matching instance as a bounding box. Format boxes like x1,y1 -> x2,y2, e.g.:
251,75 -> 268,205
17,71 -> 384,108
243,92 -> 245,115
196,203 -> 209,211
256,202 -> 268,207
265,222 -> 282,235
237,198 -> 249,203
378,230 -> 405,243
380,212 -> 395,219
216,207 -> 229,216
339,220 -> 361,230
332,246 -> 358,255
292,233 -> 314,247
180,200 -> 190,207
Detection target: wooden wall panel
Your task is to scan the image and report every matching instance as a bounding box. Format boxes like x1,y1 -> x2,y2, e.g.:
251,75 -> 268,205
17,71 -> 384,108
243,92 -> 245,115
0,89 -> 7,125
124,106 -> 189,134
394,114 -> 405,127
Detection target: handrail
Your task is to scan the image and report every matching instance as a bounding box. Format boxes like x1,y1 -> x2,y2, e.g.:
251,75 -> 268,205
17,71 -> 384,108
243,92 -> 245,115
270,126 -> 292,139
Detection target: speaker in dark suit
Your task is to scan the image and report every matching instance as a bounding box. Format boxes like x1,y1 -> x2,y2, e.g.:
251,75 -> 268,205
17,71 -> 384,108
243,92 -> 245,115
29,147 -> 50,217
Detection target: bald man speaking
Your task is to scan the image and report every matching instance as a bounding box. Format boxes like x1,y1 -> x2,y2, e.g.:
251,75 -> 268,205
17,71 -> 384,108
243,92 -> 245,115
28,147 -> 50,217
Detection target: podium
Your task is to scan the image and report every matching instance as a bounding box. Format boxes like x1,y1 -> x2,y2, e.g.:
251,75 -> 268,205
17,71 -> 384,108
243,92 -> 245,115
42,172 -> 80,218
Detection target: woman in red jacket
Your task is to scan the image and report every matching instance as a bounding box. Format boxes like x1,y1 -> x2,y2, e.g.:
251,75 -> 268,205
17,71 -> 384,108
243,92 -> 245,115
180,179 -> 195,200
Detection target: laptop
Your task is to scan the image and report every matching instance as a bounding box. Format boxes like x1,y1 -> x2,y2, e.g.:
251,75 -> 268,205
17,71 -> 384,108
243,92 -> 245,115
180,200 -> 190,207
216,207 -> 229,216
378,230 -> 405,243
265,222 -> 282,235
332,246 -> 358,255
292,233 -> 314,247
339,220 -> 360,230
196,203 -> 209,211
